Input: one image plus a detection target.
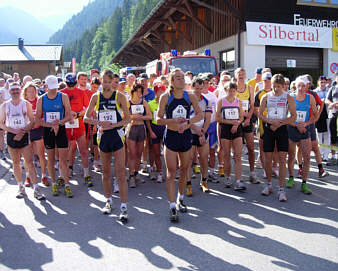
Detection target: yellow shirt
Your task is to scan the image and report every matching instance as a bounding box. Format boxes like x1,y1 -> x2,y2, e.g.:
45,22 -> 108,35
248,78 -> 261,90
125,85 -> 133,94
235,84 -> 250,112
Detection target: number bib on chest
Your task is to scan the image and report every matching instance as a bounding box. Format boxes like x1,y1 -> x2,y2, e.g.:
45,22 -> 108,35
99,111 -> 117,123
65,118 -> 79,129
172,105 -> 187,119
268,107 -> 285,120
241,100 -> 249,111
9,116 -> 25,129
153,110 -> 158,121
223,108 -> 239,120
131,104 -> 144,115
296,111 -> 307,123
46,112 -> 60,123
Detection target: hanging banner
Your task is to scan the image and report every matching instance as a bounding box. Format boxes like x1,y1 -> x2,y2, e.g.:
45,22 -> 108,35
333,28 -> 338,51
246,21 -> 332,49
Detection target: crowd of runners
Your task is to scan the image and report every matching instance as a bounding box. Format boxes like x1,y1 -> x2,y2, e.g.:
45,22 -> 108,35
0,66 -> 337,223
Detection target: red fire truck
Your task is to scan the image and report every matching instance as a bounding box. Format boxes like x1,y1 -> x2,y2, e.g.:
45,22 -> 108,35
146,49 -> 218,77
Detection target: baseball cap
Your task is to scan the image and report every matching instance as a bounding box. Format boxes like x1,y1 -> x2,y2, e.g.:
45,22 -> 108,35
255,67 -> 263,74
90,69 -> 99,75
295,76 -> 308,86
262,72 -> 272,80
119,77 -> 126,84
65,73 -> 77,87
299,76 -> 310,84
45,75 -> 59,90
139,73 -> 149,80
154,84 -> 166,93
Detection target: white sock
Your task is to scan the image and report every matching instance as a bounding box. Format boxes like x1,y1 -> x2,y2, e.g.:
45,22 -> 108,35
120,203 -> 127,210
42,173 -> 46,178
170,202 -> 176,209
178,194 -> 184,201
83,168 -> 89,177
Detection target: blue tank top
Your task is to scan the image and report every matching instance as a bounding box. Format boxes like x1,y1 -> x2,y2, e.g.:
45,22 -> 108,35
42,92 -> 65,122
291,93 -> 310,123
165,91 -> 191,119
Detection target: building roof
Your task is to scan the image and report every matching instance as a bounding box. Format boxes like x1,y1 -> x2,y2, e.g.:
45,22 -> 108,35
0,44 -> 62,62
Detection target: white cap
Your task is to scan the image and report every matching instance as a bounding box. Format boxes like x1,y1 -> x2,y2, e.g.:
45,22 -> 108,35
262,72 -> 272,80
295,76 -> 308,86
185,76 -> 192,85
45,75 -> 58,90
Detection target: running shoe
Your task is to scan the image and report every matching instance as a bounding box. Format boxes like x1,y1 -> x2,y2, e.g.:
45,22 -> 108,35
219,167 -> 225,177
57,177 -> 65,187
24,177 -> 31,187
64,186 -> 73,198
278,189 -> 287,202
140,164 -> 148,174
113,178 -> 119,193
52,183 -> 59,196
34,187 -> 46,201
16,185 -> 26,199
208,172 -> 219,183
224,177 -> 232,188
119,207 -> 128,223
149,170 -> 157,180
272,167 -> 279,178
297,168 -> 303,179
102,201 -> 113,214
156,173 -> 163,183
301,183 -> 312,195
41,176 -> 49,187
84,176 -> 93,187
93,164 -> 102,172
249,172 -> 259,184
129,176 -> 136,188
135,173 -> 145,184
176,200 -> 188,213
318,168 -> 329,178
261,184 -> 273,196
193,164 -> 200,174
234,181 -> 246,191
169,208 -> 179,222
186,184 -> 193,197
200,181 -> 210,193
286,177 -> 294,188
54,161 -> 59,170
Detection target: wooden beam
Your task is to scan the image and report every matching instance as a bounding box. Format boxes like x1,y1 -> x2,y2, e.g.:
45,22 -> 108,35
176,6 -> 212,35
124,49 -> 149,60
183,0 -> 193,16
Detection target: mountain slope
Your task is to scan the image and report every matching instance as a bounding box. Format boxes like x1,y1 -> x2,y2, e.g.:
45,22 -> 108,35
0,7 -> 53,44
48,0 -> 120,46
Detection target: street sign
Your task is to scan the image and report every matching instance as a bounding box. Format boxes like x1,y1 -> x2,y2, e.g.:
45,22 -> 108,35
287,59 -> 296,68
330,62 -> 338,74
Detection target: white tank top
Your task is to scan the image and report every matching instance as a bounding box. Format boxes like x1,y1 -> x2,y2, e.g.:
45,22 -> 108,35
266,92 -> 288,120
5,100 -> 29,129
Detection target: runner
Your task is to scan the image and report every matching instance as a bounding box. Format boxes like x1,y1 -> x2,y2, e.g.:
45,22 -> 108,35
125,73 -> 136,95
61,73 -> 93,187
126,84 -> 152,188
22,82 -> 49,187
234,68 -> 257,184
35,75 -> 73,197
216,81 -> 245,190
84,70 -> 130,222
286,76 -> 319,195
0,82 -> 45,200
146,83 -> 166,183
258,74 -> 296,201
186,77 -> 212,196
157,68 -> 203,222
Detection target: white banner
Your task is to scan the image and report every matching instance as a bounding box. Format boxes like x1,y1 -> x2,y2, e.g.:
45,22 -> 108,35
246,21 -> 332,48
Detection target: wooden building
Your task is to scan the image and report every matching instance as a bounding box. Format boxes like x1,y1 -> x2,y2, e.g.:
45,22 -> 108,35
0,38 -> 63,79
112,0 -> 337,80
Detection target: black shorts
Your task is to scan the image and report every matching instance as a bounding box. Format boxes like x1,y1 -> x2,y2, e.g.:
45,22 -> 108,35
263,124 -> 288,152
287,125 -> 310,143
7,132 -> 29,149
85,123 -> 94,139
150,123 -> 165,144
99,128 -> 124,153
241,118 -> 254,134
30,127 -> 44,142
163,128 -> 192,152
329,115 -> 337,144
192,133 -> 209,147
126,124 -> 146,142
93,132 -> 98,146
43,126 -> 68,149
220,124 -> 243,140
309,124 -> 317,141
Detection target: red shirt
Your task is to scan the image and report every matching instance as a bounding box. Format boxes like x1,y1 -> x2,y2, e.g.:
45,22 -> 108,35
307,90 -> 322,118
208,85 -> 216,92
61,87 -> 89,113
85,89 -> 94,102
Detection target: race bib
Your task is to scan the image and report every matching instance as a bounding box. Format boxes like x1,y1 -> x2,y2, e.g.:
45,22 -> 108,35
99,111 -> 117,124
223,108 -> 239,120
9,116 -> 25,129
241,100 -> 249,111
153,110 -> 158,121
46,112 -> 60,123
268,107 -> 285,120
131,104 -> 144,115
172,105 -> 187,119
65,118 -> 79,129
296,111 -> 307,123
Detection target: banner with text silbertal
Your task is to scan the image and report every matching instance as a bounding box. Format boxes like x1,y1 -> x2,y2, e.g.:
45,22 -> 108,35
246,21 -> 332,49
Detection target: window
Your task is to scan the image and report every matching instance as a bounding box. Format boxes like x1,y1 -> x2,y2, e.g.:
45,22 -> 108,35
220,49 -> 235,71
297,0 -> 338,8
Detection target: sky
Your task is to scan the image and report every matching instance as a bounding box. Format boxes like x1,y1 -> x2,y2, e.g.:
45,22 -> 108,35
0,0 -> 90,18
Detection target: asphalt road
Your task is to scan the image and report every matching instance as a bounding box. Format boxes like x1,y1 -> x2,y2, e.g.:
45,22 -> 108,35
0,147 -> 337,271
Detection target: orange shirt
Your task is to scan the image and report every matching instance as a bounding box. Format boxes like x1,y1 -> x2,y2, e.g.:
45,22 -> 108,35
61,87 -> 89,113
